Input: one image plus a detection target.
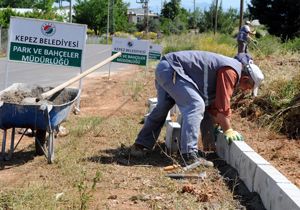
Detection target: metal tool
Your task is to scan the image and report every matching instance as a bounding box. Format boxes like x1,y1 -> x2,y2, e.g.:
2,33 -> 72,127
182,160 -> 203,171
166,171 -> 207,179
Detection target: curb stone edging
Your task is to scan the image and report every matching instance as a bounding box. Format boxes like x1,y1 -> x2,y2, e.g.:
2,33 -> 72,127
146,98 -> 300,210
165,121 -> 181,153
216,134 -> 300,210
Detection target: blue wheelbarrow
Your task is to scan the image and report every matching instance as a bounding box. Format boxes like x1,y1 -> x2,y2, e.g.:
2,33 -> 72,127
0,83 -> 80,163
0,53 -> 122,164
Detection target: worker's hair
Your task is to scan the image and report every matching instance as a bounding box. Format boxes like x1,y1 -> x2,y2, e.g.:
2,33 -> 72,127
241,66 -> 255,86
241,65 -> 251,77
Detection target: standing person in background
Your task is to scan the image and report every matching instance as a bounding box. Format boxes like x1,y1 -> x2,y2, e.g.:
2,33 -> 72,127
129,51 -> 264,166
237,21 -> 257,53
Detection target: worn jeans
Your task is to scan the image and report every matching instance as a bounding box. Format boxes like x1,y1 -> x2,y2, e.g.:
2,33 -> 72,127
135,60 -> 205,154
237,40 -> 248,53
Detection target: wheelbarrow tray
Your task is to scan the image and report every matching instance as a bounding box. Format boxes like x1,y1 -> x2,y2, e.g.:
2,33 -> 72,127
0,83 -> 80,130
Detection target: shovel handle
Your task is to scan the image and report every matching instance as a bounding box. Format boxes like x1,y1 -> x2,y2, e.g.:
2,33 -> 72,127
41,51 -> 122,99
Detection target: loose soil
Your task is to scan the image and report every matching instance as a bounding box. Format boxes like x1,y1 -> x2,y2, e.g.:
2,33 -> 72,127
0,66 -> 299,209
0,84 -> 76,105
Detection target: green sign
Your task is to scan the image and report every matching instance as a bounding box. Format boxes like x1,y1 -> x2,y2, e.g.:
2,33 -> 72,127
9,42 -> 82,67
8,17 -> 86,68
111,38 -> 149,66
149,52 -> 161,60
149,43 -> 162,60
112,51 -> 147,66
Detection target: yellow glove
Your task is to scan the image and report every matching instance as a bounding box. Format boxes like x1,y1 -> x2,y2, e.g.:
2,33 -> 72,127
224,129 -> 244,144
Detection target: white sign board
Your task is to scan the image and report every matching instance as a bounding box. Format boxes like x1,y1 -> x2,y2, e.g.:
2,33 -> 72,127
8,17 -> 87,67
149,43 -> 162,60
111,37 -> 149,66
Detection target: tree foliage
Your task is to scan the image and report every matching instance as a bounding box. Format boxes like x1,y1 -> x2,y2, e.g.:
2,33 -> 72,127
73,0 -> 107,35
0,0 -> 34,8
161,0 -> 181,20
248,0 -> 300,39
111,0 -> 130,32
0,0 -> 55,11
0,6 -> 63,28
159,0 -> 188,34
198,1 -> 238,34
0,8 -> 18,28
34,0 -> 56,12
73,0 -> 129,35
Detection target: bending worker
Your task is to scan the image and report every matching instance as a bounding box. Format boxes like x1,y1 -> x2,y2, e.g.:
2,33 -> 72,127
237,20 -> 256,53
130,51 -> 264,166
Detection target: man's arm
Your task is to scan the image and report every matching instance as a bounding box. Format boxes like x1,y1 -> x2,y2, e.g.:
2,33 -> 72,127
213,67 -> 244,142
215,112 -> 231,132
208,67 -> 237,130
207,67 -> 244,142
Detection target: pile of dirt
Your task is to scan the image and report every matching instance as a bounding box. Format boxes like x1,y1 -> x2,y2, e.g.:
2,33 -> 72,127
232,92 -> 300,140
281,94 -> 300,139
0,86 -> 76,105
0,87 -> 44,104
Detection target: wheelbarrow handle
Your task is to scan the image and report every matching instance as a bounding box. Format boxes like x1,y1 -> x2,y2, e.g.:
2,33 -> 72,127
41,52 -> 122,100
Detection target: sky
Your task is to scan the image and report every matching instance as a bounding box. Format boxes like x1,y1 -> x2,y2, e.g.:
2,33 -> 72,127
124,0 -> 250,13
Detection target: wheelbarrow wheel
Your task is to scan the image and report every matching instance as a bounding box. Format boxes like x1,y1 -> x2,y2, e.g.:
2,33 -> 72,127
35,129 -> 46,156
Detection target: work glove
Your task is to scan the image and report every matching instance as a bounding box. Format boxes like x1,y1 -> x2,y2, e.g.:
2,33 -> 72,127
224,129 -> 244,144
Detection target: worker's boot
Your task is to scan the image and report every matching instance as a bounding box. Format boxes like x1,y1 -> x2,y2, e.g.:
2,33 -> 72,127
182,152 -> 214,167
129,143 -> 150,157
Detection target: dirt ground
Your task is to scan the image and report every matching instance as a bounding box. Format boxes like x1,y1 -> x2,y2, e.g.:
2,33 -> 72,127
80,67 -> 300,188
0,65 -> 299,209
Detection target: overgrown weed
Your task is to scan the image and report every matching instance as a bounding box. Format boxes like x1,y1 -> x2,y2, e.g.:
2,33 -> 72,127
76,170 -> 101,210
162,33 -> 236,56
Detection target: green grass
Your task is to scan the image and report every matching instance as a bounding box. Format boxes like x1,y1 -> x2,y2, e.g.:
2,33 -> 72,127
125,79 -> 145,101
284,37 -> 300,52
249,35 -> 283,56
69,116 -> 104,137
162,33 -> 237,56
162,32 -> 299,137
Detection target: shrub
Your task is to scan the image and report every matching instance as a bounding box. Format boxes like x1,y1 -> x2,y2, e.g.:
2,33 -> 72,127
284,37 -> 300,52
114,31 -> 135,39
249,35 -> 282,56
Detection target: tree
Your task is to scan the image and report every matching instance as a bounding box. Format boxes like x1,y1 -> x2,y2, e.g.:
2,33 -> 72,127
248,0 -> 300,40
0,0 -> 34,7
160,16 -> 187,35
217,8 -> 239,34
110,0 -> 130,32
148,18 -> 160,33
34,0 -> 56,12
0,4 -> 63,28
0,0 -> 56,12
73,0 -> 107,35
0,8 -> 18,28
198,1 -> 238,34
161,0 -> 181,20
160,0 -> 188,34
74,0 -> 129,35
188,7 -> 203,30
